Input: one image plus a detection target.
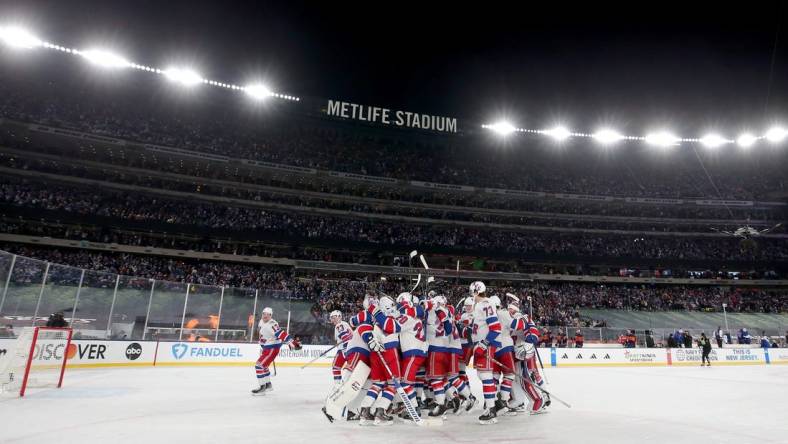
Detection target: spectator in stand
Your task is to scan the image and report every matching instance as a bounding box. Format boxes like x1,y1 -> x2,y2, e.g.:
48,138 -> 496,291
698,333 -> 712,367
626,330 -> 637,348
541,329 -> 553,348
645,330 -> 655,348
674,330 -> 685,348
556,331 -> 568,347
574,330 -> 584,348
683,331 -> 693,349
738,328 -> 752,345
45,311 -> 69,328
714,326 -> 724,348
0,324 -> 15,338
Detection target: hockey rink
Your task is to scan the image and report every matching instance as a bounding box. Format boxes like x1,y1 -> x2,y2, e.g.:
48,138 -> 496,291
1,365 -> 786,444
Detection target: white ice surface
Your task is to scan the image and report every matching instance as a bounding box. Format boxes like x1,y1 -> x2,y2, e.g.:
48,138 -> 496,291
1,364 -> 787,444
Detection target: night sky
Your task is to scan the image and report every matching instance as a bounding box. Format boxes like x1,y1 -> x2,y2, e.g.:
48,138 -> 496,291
4,1 -> 787,133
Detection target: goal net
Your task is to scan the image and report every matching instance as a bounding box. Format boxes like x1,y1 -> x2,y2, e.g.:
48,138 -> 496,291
0,327 -> 73,397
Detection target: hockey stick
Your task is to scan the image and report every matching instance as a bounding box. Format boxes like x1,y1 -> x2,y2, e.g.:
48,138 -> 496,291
534,348 -> 549,385
488,356 -> 571,408
410,274 -> 422,293
301,343 -> 340,369
373,349 -> 442,427
273,361 -> 277,377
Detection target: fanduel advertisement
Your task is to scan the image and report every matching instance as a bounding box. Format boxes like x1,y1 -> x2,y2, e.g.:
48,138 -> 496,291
325,100 -> 458,133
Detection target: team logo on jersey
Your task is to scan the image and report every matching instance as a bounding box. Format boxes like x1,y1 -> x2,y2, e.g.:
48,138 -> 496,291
171,343 -> 188,360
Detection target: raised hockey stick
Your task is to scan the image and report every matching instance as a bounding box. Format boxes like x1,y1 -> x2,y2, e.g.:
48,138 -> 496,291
488,356 -> 571,408
410,274 -> 422,293
373,349 -> 442,427
301,343 -> 340,369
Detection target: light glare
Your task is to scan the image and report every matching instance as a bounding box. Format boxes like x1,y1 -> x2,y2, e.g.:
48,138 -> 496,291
80,49 -> 132,68
0,26 -> 42,49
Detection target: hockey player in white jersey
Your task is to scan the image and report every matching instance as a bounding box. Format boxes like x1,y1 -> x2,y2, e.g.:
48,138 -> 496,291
423,294 -> 454,417
252,307 -> 300,395
508,302 -> 550,414
469,281 -> 503,424
488,295 -> 516,415
395,292 -> 427,420
358,296 -> 402,426
329,310 -> 353,383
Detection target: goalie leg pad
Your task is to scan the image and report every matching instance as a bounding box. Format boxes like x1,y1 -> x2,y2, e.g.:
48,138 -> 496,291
324,360 -> 371,421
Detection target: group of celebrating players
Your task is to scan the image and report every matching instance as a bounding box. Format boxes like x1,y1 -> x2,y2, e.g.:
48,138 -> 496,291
251,281 -> 550,425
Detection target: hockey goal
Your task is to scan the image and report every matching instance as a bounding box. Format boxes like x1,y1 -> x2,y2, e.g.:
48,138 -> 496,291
0,327 -> 73,397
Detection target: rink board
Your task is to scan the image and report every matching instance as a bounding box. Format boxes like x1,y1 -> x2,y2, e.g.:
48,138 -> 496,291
2,339 -> 785,370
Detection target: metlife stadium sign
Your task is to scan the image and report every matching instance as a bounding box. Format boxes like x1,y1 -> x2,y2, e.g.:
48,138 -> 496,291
325,99 -> 459,133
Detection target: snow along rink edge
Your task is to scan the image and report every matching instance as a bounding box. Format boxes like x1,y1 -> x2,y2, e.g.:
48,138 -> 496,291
1,365 -> 787,444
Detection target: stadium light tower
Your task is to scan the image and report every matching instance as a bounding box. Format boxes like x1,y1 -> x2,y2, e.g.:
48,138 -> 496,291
592,129 -> 624,145
699,133 -> 729,149
543,126 -> 571,141
0,26 -> 42,49
80,49 -> 132,69
736,133 -> 757,149
163,67 -> 203,86
645,131 -> 679,148
244,83 -> 272,100
765,126 -> 787,143
486,121 -> 516,136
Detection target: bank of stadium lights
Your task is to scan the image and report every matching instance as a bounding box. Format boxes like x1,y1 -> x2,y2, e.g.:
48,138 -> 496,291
644,131 -> 680,147
765,127 -> 787,143
736,133 -> 757,149
244,84 -> 272,100
541,126 -> 572,141
80,49 -> 132,69
0,24 -> 300,101
483,121 -> 788,150
163,67 -> 204,86
592,129 -> 625,145
0,26 -> 42,49
483,121 -> 517,136
699,133 -> 731,149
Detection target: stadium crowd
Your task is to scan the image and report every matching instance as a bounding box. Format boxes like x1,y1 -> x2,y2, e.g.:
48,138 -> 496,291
3,155 -> 784,234
2,245 -> 786,328
2,179 -> 786,262
0,76 -> 785,201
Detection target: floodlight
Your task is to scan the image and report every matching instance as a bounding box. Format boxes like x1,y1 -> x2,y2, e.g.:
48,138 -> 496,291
80,49 -> 132,68
544,126 -> 571,141
765,127 -> 787,143
487,121 -> 516,136
163,67 -> 203,86
699,134 -> 729,149
0,26 -> 42,49
593,129 -> 624,145
645,131 -> 679,147
736,133 -> 757,148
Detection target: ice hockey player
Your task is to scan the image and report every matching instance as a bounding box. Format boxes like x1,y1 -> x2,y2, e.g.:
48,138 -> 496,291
469,281 -> 503,424
488,295 -> 516,416
509,302 -> 549,414
252,307 -> 301,395
358,296 -> 402,426
445,300 -> 473,414
329,310 -> 353,383
456,296 -> 477,413
422,294 -> 455,417
395,292 -> 427,420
